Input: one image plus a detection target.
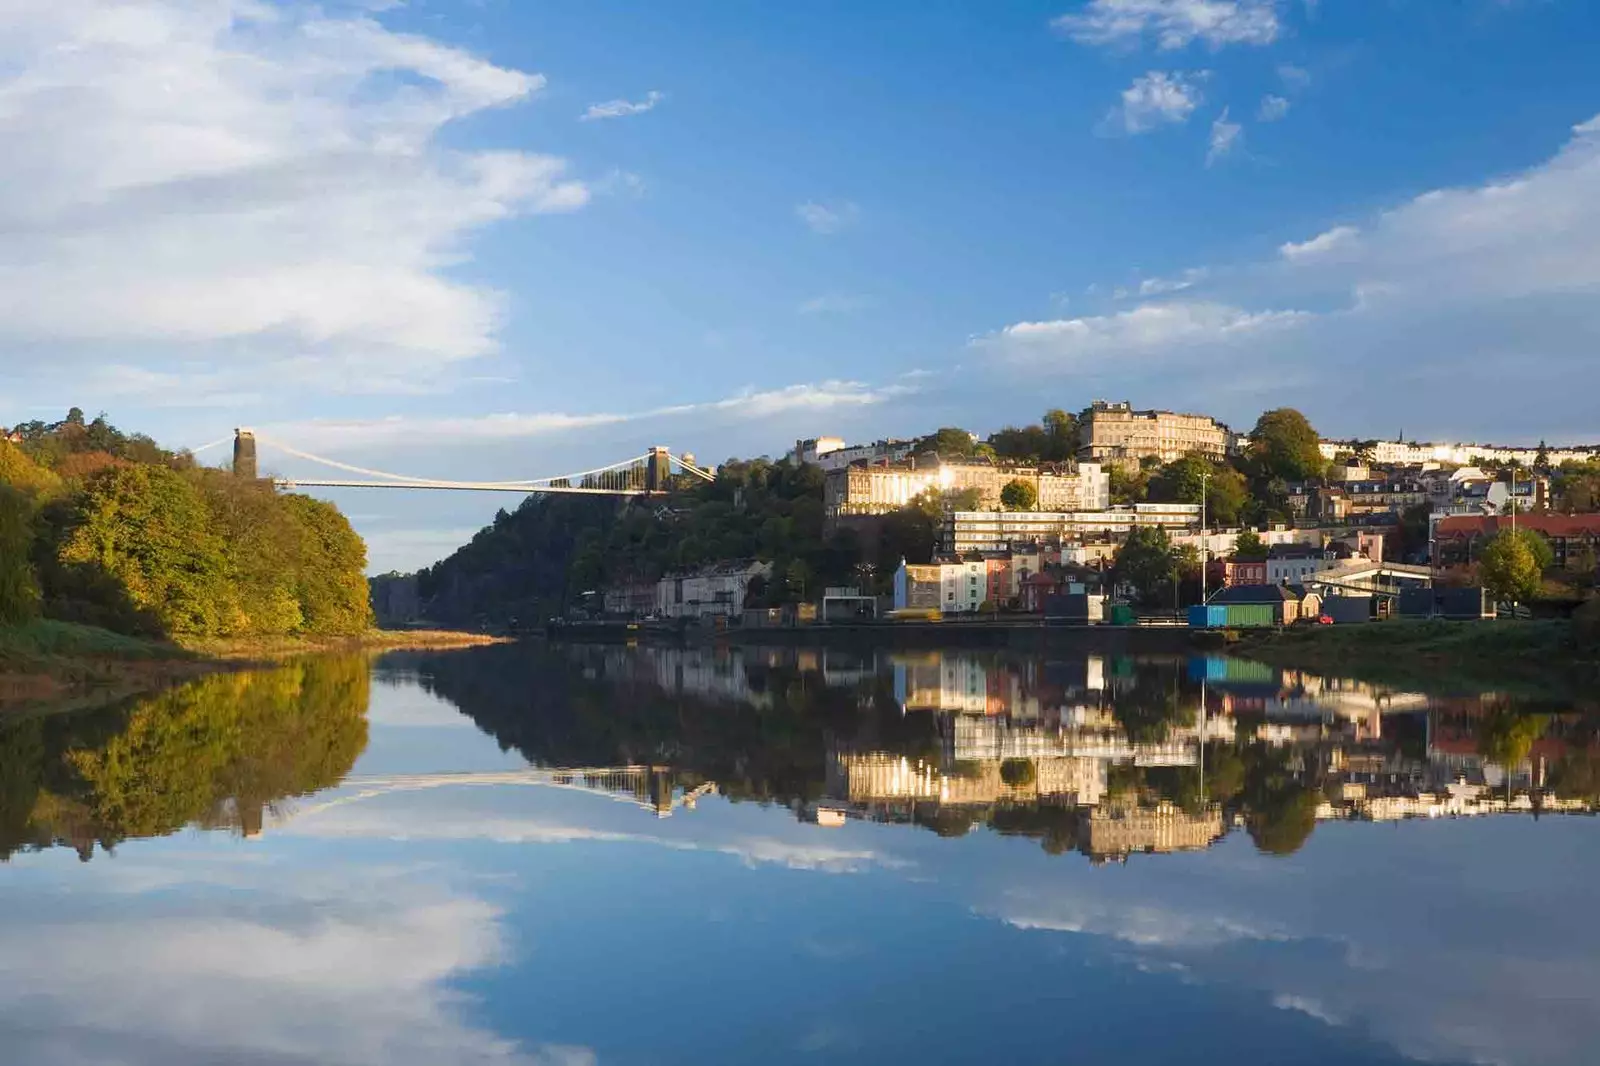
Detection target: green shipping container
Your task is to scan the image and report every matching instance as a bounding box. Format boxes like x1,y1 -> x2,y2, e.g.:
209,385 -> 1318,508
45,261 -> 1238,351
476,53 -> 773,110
1223,603 -> 1278,628
1108,604 -> 1137,627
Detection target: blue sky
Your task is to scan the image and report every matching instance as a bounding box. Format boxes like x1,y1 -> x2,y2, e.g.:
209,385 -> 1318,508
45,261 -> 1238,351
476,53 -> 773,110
2,0 -> 1599,569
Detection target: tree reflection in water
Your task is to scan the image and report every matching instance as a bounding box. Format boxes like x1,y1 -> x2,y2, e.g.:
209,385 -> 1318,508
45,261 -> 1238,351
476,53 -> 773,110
386,643 -> 1600,863
0,656 -> 369,860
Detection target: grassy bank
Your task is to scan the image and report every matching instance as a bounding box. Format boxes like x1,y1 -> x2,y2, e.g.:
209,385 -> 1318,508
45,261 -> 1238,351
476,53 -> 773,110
177,628 -> 507,661
0,621 -> 506,714
1229,618 -> 1600,697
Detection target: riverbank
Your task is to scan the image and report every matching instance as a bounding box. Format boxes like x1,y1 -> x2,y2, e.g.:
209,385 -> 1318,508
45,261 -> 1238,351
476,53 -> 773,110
1230,618 -> 1600,698
178,628 -> 507,661
0,621 -> 507,715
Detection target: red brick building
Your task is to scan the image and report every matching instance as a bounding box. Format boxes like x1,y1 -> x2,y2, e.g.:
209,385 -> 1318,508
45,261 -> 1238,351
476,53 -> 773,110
1434,514 -> 1600,569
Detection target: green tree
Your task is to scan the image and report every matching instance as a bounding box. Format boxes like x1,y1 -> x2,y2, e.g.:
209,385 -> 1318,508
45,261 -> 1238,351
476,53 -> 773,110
947,486 -> 984,511
1108,464 -> 1149,505
56,465 -> 235,636
989,424 -> 1049,461
1232,529 -> 1267,560
1000,478 -> 1038,511
1042,408 -> 1079,460
1476,707 -> 1550,776
1478,529 -> 1551,604
999,758 -> 1037,788
1148,453 -> 1250,525
281,494 -> 373,634
1247,408 -> 1324,482
0,484 -> 41,625
1247,788 -> 1320,856
915,427 -> 976,458
1114,526 -> 1177,602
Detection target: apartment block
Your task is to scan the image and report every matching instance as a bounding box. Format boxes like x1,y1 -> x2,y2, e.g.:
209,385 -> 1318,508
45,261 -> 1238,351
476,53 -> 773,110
1078,400 -> 1235,471
824,456 -> 1108,517
941,503 -> 1201,554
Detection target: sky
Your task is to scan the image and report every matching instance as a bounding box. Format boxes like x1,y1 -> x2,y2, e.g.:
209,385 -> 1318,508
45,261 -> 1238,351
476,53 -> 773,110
2,0 -> 1599,570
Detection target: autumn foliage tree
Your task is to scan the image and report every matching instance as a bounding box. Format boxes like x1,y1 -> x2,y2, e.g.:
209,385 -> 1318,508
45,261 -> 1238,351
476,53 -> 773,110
1,410 -> 372,639
1477,529 -> 1553,604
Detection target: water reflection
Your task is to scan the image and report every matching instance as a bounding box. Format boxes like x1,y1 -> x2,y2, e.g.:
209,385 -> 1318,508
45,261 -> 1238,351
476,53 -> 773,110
0,656 -> 369,860
2,644 -> 1598,1066
395,643 -> 1600,862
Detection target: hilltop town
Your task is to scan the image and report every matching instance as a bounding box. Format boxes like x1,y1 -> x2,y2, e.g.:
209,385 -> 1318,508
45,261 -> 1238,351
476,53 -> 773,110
386,400 -> 1599,634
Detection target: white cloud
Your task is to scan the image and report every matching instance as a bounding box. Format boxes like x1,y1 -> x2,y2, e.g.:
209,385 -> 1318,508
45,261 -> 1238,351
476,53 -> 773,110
0,878 -> 586,1066
798,293 -> 872,315
796,200 -> 860,234
0,1 -> 585,397
1107,71 -> 1204,134
1277,62 -> 1311,90
979,300 -> 1308,369
579,89 -> 664,121
1278,224 -> 1359,260
1206,107 -> 1243,165
1258,93 -> 1290,121
1112,267 -> 1208,299
1054,0 -> 1282,51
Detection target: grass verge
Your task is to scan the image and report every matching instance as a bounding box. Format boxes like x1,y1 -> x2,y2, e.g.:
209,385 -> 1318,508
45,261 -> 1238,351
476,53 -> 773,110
1228,618 -> 1599,698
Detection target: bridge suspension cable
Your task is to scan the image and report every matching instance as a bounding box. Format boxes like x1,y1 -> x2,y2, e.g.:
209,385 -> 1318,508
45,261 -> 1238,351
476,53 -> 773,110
241,431 -> 710,495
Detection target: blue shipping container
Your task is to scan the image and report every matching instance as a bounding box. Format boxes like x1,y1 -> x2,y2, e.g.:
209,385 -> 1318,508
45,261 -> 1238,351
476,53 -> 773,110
1188,604 -> 1227,629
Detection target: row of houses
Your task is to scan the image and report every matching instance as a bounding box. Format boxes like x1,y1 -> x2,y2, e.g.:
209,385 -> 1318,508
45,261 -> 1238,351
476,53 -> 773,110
1434,513 -> 1600,570
1285,464 -> 1547,525
601,561 -> 773,620
824,454 -> 1112,517
1318,437 -> 1600,469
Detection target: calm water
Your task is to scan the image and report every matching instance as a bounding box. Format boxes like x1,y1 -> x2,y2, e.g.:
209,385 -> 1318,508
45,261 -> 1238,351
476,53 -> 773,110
2,643 -> 1597,1066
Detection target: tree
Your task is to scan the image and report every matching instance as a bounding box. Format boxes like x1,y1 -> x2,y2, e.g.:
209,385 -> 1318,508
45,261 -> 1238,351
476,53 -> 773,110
1232,529 -> 1267,560
0,485 -> 40,625
999,758 -> 1037,787
1000,478 -> 1038,511
989,424 -> 1049,461
1114,527 -> 1177,602
1248,409 -> 1324,482
1108,464 -> 1149,505
1042,408 -> 1078,460
56,466 -> 235,636
1477,707 -> 1550,775
1534,441 -> 1552,475
915,427 -> 976,458
1148,453 -> 1250,525
1478,529 -> 1551,604
947,486 -> 984,511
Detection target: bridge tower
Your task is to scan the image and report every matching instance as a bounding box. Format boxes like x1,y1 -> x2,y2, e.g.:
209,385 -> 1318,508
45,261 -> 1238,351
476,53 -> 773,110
646,446 -> 672,492
233,428 -> 258,479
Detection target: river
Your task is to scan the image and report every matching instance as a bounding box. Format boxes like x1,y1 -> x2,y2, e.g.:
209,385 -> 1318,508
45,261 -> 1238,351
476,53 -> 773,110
1,641 -> 1596,1066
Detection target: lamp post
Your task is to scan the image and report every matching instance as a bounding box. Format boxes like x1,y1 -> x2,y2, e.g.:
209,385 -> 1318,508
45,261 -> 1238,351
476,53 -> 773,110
1199,469 -> 1210,607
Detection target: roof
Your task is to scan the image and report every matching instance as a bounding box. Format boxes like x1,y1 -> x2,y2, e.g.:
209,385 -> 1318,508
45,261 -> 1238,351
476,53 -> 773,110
1210,584 -> 1297,604
1436,514 -> 1600,538
1267,544 -> 1329,559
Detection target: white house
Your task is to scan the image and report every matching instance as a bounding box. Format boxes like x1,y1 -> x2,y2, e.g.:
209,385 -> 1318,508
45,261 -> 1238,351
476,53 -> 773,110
656,561 -> 773,619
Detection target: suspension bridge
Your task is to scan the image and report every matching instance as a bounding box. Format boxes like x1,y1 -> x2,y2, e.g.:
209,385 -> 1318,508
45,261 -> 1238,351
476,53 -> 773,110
283,767 -> 718,824
193,428 -> 715,496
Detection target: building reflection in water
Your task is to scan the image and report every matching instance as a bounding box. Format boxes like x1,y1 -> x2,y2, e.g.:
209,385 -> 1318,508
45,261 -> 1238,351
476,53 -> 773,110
10,643 -> 1594,865
554,643 -> 1599,862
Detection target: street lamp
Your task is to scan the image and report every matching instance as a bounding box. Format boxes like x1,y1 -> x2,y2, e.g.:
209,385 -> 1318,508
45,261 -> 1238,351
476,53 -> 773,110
1199,468 -> 1210,607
